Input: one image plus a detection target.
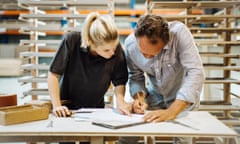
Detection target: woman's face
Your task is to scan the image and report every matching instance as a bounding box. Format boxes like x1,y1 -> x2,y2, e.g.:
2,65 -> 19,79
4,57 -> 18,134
91,40 -> 118,59
137,36 -> 165,59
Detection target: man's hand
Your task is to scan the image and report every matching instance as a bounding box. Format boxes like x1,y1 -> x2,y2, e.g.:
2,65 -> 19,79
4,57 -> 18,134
143,99 -> 189,122
143,109 -> 175,122
132,91 -> 148,114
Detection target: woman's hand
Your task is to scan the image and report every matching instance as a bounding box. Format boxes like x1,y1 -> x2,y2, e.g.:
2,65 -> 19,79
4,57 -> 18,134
116,101 -> 132,116
52,105 -> 71,117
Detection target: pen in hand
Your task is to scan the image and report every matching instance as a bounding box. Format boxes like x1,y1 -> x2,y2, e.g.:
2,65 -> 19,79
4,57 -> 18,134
132,91 -> 147,114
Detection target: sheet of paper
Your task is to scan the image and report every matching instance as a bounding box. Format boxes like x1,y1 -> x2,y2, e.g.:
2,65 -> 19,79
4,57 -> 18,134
73,108 -> 144,123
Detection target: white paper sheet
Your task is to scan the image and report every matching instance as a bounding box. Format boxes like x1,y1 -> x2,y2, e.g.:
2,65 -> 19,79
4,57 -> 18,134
73,108 -> 144,124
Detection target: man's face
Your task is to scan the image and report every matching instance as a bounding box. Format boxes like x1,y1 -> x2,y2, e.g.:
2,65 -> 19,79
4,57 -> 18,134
137,36 -> 165,59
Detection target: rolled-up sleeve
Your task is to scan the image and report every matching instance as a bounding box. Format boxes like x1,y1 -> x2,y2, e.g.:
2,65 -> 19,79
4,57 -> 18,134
124,35 -> 148,97
175,23 -> 205,104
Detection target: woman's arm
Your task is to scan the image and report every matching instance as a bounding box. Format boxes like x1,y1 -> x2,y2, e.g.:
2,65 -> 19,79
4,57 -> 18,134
114,85 -> 132,115
47,71 -> 71,117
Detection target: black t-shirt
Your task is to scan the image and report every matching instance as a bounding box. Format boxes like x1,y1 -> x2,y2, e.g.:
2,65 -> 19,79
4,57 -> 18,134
49,31 -> 128,109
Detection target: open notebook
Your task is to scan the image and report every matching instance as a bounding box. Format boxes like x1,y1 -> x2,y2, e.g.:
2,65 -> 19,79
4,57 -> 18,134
73,108 -> 146,129
92,119 -> 146,129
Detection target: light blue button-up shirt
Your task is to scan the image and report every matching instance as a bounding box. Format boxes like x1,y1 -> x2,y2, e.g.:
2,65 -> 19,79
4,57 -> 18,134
124,21 -> 205,108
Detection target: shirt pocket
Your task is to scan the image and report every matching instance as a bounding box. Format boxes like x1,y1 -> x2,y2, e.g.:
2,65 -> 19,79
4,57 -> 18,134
165,59 -> 181,73
161,58 -> 183,85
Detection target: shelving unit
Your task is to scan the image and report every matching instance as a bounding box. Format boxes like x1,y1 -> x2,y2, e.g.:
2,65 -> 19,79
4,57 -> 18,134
0,0 -> 239,143
148,0 -> 240,125
17,0 -> 116,100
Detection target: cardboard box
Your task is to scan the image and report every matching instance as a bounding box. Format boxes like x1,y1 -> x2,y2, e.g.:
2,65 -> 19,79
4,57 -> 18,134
25,100 -> 52,112
0,94 -> 17,107
0,104 -> 49,125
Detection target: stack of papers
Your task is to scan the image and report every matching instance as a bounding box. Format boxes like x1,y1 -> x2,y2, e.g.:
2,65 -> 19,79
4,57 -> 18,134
73,108 -> 146,129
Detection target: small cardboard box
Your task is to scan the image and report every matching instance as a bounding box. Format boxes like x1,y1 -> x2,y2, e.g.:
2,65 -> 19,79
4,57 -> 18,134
25,100 -> 52,112
0,94 -> 17,107
0,104 -> 49,125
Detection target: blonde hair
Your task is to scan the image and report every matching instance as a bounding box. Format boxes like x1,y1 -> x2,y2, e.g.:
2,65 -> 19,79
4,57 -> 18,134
81,12 -> 118,48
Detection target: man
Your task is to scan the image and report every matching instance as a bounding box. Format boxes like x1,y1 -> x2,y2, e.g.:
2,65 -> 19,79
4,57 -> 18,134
120,14 -> 205,144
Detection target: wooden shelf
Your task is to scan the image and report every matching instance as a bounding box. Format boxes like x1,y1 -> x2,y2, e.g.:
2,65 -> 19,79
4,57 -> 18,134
200,53 -> 240,59
16,0 -> 120,101
24,14 -> 240,23
150,2 -> 196,9
20,51 -> 55,57
20,40 -> 61,45
150,1 -> 240,9
19,13 -> 87,20
204,65 -> 240,70
199,105 -> 240,111
148,0 -> 240,121
205,78 -> 240,84
129,15 -> 240,24
195,40 -> 240,46
18,0 -> 110,8
18,76 -> 47,83
1,9 -> 203,16
14,0 -> 240,120
220,118 -> 240,126
21,64 -> 49,70
19,26 -> 133,36
23,88 -> 49,96
196,1 -> 240,9
190,27 -> 240,33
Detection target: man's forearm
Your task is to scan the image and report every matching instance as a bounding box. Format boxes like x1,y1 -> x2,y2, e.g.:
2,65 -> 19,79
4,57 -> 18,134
167,99 -> 189,117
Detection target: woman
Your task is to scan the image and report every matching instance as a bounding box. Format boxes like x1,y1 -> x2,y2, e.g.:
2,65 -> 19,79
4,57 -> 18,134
48,12 -> 131,118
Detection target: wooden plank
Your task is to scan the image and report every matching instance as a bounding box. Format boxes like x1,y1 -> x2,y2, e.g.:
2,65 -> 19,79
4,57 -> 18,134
0,9 -> 203,16
18,0 -> 109,7
20,26 -> 76,32
4,29 -> 133,36
21,64 -> 49,70
18,0 -> 68,7
20,51 -> 55,57
196,1 -> 240,8
193,33 -> 219,38
20,40 -> 61,45
150,2 -> 197,9
194,15 -> 240,23
195,40 -> 240,45
19,14 -> 87,20
199,52 -> 240,58
128,15 -> 239,24
18,76 -> 47,83
203,65 -> 240,70
190,27 -> 240,33
204,78 -> 240,84
199,105 -> 240,111
221,119 -> 240,127
22,88 -> 114,98
150,1 -> 240,9
23,88 -> 49,96
18,0 -> 110,11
